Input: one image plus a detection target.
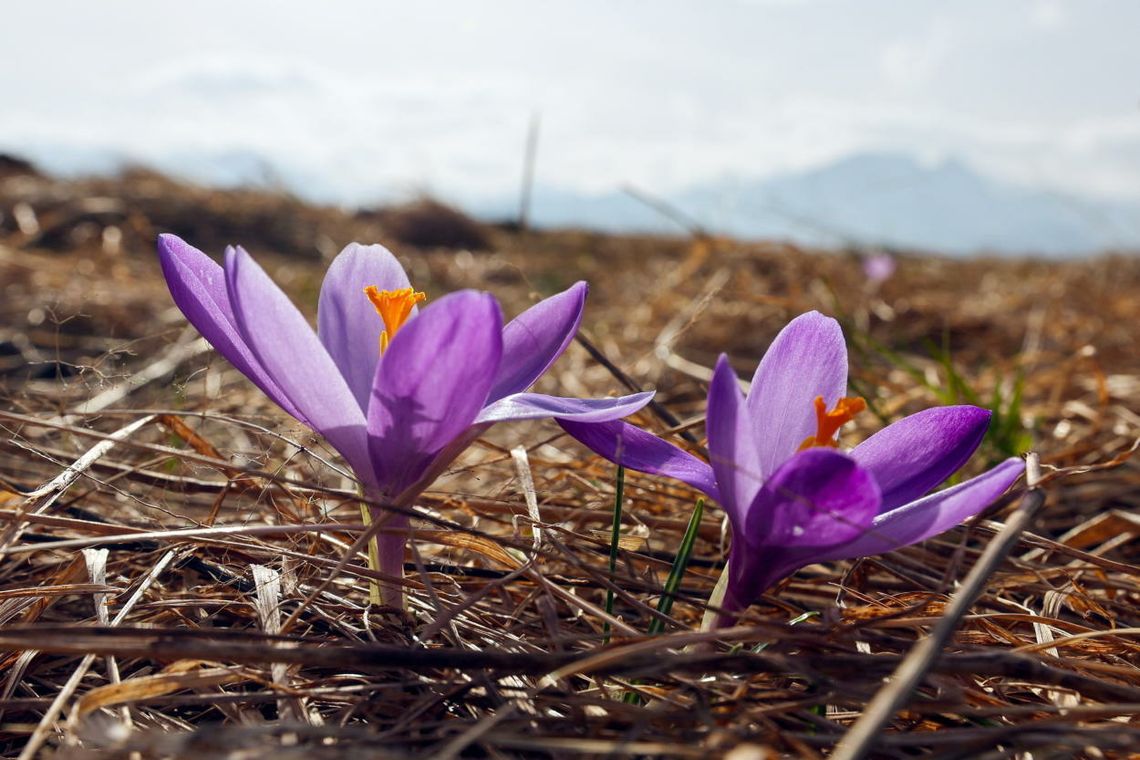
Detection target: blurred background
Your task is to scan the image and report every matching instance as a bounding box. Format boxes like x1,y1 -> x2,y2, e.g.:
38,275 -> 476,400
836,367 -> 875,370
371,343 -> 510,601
2,0 -> 1138,257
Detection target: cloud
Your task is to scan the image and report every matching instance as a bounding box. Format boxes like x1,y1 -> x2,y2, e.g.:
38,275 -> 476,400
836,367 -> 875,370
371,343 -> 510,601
1,1 -> 1137,208
1030,0 -> 1067,30
135,56 -> 329,100
880,22 -> 956,89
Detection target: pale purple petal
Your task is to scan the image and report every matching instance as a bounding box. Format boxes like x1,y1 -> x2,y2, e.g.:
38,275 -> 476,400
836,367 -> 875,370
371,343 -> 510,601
820,457 -> 1024,561
156,234 -> 307,422
851,405 -> 992,511
558,419 -> 719,502
488,282 -> 586,402
317,243 -> 414,411
476,391 -> 653,424
224,246 -> 371,477
707,354 -> 765,529
367,290 -> 503,496
746,311 -> 848,479
725,448 -> 880,613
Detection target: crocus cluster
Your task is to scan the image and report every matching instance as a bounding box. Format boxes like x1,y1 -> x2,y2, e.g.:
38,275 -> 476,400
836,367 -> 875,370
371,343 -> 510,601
158,234 -> 653,606
159,232 -> 1021,623
560,311 -> 1022,625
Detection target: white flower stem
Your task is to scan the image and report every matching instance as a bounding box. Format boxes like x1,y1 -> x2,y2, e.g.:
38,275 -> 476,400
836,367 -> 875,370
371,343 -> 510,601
358,497 -> 382,607
700,561 -> 731,632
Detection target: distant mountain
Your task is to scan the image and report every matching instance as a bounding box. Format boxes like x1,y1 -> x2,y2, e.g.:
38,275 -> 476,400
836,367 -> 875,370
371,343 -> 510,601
472,185 -> 670,234
480,152 -> 1140,257
10,140 -> 1138,256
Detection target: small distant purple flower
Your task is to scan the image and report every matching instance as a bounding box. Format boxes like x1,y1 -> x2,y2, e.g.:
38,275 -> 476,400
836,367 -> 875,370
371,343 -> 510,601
862,252 -> 897,284
560,311 -> 1022,625
158,234 -> 652,605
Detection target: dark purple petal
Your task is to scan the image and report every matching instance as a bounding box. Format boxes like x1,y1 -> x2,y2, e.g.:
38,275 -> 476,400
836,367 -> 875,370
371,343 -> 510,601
558,419 -> 720,502
488,281 -> 587,402
317,243 -> 413,411
476,391 -> 653,424
707,354 -> 765,530
745,311 -> 848,478
390,423 -> 491,507
224,246 -> 372,478
744,448 -> 882,549
819,456 -> 1023,561
156,234 -> 307,422
851,405 -> 992,511
367,290 -> 503,497
724,448 -> 880,614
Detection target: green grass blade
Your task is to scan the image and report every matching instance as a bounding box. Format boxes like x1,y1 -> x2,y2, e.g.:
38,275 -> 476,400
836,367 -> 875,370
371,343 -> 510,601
647,497 -> 704,635
623,497 -> 705,705
603,465 -> 625,644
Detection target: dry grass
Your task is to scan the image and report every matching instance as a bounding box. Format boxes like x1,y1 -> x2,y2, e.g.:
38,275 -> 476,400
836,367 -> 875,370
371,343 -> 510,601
0,167 -> 1137,758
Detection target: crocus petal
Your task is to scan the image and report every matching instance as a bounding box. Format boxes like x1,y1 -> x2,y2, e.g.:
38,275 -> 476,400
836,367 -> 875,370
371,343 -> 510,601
392,423 -> 491,507
851,405 -> 992,511
707,354 -> 765,529
820,456 -> 1024,561
367,290 -> 503,496
745,311 -> 848,479
224,246 -> 371,477
745,448 -> 882,549
477,390 -> 653,424
317,243 -> 414,411
157,234 -> 307,422
726,448 -> 880,612
488,281 -> 587,403
558,419 -> 719,502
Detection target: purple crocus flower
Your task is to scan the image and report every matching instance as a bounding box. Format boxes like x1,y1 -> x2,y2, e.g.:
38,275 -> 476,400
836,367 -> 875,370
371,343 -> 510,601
862,251 -> 897,284
157,233 -> 653,605
560,311 -> 1022,624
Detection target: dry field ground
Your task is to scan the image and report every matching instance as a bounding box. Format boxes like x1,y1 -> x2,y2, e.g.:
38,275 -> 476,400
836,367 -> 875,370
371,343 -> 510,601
0,161 -> 1137,758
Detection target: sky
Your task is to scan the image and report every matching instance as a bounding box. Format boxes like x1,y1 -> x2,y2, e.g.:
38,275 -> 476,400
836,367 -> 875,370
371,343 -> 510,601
2,0 -> 1138,208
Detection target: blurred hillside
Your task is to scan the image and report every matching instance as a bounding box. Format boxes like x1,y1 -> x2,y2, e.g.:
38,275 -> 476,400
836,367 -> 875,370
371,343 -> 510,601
3,156 -> 1137,400
9,149 -> 1140,258
473,152 -> 1140,257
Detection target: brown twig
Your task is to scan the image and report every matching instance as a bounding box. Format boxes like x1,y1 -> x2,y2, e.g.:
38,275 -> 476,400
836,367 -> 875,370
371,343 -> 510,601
830,455 -> 1042,760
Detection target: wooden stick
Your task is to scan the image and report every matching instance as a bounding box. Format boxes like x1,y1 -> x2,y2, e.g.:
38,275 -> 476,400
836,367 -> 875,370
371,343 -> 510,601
830,454 -> 1040,760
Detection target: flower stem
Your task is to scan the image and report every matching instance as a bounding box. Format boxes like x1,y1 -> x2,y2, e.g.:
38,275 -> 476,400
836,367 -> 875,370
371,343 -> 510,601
358,500 -> 382,607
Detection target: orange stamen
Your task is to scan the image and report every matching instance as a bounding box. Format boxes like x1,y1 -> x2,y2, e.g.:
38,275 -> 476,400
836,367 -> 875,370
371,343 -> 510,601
798,395 -> 866,451
364,285 -> 427,353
